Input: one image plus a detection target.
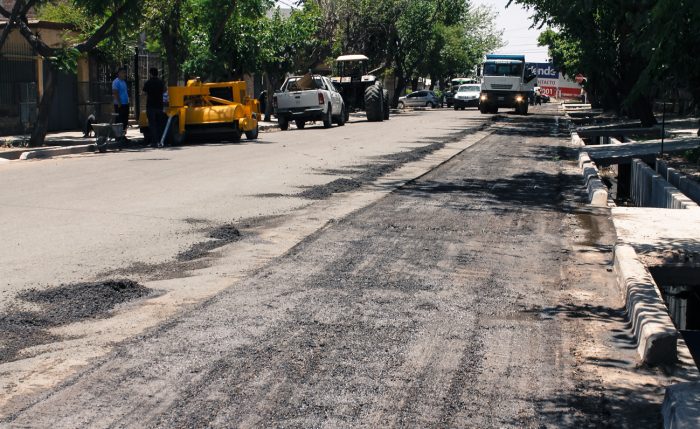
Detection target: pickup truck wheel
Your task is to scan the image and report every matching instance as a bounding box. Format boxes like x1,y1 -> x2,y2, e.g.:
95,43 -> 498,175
364,84 -> 383,122
336,106 -> 346,126
295,120 -> 306,129
454,105 -> 459,111
279,117 -> 289,131
323,105 -> 333,128
245,124 -> 259,140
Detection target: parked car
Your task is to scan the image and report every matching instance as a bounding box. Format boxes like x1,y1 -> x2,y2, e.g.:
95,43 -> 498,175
273,74 -> 346,130
398,90 -> 441,109
445,78 -> 478,107
453,84 -> 481,110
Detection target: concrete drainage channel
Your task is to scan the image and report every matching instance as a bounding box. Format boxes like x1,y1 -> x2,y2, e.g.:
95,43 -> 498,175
565,104 -> 700,427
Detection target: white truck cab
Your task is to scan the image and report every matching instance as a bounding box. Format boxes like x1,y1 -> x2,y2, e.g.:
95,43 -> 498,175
479,54 -> 536,115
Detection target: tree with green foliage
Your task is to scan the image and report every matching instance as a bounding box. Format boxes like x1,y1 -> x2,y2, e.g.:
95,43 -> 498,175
634,0 -> 700,115
257,3 -> 323,119
305,0 -> 501,104
426,4 -> 502,90
0,0 -> 138,146
512,0 -> 700,125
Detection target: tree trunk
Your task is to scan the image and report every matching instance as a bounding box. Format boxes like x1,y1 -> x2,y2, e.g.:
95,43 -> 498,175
29,62 -> 58,147
163,1 -> 182,86
635,97 -> 657,127
393,75 -> 407,106
263,72 -> 275,122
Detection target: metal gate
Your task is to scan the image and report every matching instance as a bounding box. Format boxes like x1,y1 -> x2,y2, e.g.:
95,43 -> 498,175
0,34 -> 37,136
46,67 -> 79,132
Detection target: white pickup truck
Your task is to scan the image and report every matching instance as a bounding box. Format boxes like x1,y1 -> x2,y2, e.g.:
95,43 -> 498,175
273,74 -> 346,130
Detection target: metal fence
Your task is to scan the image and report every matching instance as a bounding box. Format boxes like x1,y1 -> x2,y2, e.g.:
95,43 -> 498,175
0,37 -> 38,136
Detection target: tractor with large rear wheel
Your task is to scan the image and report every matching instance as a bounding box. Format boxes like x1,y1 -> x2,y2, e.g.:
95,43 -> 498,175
331,55 -> 389,123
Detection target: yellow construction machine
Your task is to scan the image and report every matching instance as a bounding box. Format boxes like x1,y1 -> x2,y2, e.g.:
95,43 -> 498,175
140,79 -> 260,145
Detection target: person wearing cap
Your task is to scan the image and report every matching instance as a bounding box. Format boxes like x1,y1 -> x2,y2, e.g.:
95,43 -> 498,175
112,67 -> 130,136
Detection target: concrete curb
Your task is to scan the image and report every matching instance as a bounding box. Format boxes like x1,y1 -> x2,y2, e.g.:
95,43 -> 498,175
613,244 -> 678,365
573,131 -> 609,206
19,144 -> 95,160
662,381 -> 700,429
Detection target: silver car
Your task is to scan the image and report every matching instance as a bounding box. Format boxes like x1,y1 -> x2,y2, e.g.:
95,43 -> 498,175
398,90 -> 441,109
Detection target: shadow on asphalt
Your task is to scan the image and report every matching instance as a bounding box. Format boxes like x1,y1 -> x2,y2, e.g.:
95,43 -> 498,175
398,170 -> 577,212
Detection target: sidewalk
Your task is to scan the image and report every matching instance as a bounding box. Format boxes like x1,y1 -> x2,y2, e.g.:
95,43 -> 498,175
0,121 -> 281,161
0,127 -> 144,161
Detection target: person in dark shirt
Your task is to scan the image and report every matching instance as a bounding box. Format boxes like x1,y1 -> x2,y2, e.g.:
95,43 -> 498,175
143,68 -> 166,147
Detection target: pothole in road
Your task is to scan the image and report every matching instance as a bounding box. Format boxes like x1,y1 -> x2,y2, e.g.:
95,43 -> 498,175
0,279 -> 152,363
176,223 -> 242,261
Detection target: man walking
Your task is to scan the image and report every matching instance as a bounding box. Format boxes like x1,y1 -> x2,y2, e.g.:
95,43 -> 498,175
112,67 -> 130,137
143,68 -> 166,147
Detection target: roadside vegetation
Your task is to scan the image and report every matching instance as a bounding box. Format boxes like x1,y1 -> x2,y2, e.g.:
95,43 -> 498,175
510,0 -> 700,126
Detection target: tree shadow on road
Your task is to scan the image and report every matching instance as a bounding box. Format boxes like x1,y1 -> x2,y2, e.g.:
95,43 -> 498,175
397,170 -> 580,213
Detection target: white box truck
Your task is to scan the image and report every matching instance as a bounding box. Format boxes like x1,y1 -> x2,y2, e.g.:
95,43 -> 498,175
479,54 -> 537,115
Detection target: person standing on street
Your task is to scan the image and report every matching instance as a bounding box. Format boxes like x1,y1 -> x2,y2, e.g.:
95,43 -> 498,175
143,68 -> 166,147
112,67 -> 130,137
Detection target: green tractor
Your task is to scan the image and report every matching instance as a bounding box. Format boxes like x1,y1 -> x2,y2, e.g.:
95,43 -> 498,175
331,55 -> 389,122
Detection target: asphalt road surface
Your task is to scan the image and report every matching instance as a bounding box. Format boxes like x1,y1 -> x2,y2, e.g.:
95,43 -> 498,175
0,110 -> 486,305
1,107 -> 678,427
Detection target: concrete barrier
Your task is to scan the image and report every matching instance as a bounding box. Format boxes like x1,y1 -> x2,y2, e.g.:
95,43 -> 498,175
574,132 -> 610,206
578,152 -> 609,206
631,159 -> 699,209
614,244 -> 679,365
662,381 -> 700,429
572,131 -> 585,148
656,159 -> 700,205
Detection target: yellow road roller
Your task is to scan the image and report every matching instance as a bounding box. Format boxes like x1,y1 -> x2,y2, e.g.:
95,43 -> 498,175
140,79 -> 260,145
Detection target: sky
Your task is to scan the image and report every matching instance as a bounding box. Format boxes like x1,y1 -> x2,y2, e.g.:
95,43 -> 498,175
471,0 -> 549,63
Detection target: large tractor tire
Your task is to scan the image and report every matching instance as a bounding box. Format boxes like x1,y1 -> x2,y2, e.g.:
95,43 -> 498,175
364,84 -> 384,122
382,89 -> 390,120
